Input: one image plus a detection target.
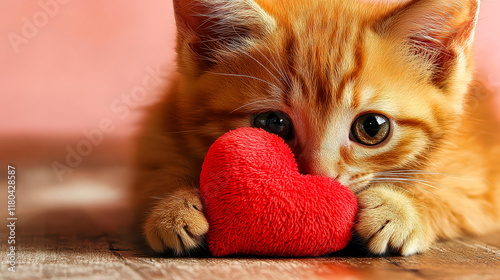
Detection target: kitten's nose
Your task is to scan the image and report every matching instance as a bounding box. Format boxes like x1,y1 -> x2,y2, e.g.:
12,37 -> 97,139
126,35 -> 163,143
296,154 -> 339,180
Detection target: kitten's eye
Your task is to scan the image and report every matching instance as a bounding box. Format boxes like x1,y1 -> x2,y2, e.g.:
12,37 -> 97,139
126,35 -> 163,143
253,111 -> 294,140
350,113 -> 390,146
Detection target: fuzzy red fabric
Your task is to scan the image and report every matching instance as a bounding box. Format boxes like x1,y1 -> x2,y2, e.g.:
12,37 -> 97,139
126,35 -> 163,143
200,127 -> 358,257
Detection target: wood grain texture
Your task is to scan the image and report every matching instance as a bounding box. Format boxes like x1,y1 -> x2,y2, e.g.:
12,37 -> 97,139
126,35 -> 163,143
1,167 -> 499,280
2,208 -> 499,280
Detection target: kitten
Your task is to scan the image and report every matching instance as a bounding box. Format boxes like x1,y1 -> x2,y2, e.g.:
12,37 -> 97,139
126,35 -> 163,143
132,0 -> 500,256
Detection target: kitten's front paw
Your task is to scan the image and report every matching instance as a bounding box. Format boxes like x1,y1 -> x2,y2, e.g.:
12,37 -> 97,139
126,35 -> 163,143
355,186 -> 431,256
144,188 -> 209,255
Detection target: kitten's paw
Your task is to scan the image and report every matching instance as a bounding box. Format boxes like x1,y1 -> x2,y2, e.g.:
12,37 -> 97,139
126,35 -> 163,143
144,188 -> 209,255
355,186 -> 431,256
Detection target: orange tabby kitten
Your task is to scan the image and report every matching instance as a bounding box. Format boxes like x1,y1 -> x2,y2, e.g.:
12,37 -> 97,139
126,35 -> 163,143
132,0 -> 500,256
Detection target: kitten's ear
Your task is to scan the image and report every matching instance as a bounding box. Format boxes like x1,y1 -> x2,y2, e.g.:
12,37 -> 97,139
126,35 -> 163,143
173,0 -> 275,75
375,0 -> 480,89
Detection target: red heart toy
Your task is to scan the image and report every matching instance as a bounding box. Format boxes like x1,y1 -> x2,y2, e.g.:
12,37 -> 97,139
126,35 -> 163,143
200,127 -> 358,257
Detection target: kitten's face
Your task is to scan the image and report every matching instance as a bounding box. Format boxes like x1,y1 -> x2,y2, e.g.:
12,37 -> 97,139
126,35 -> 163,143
174,0 -> 478,192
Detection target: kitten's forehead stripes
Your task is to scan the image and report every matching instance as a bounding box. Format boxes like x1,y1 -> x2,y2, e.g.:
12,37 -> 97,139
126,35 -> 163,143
279,15 -> 368,140
335,31 -> 365,112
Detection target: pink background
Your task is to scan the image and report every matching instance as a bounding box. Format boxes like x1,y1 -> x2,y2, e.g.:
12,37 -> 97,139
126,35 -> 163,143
1,0 -> 499,140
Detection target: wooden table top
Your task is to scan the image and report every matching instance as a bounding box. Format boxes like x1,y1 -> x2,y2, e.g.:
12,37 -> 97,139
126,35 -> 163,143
1,166 -> 499,280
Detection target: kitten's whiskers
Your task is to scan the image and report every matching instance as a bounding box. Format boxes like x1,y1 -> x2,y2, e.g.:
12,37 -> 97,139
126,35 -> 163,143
227,99 -> 282,115
240,49 -> 283,86
370,179 -> 444,201
377,174 -> 462,194
206,71 -> 284,94
262,46 -> 293,89
379,170 -> 491,185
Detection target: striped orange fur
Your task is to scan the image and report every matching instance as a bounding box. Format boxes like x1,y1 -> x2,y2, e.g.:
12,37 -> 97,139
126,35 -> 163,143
132,0 -> 500,256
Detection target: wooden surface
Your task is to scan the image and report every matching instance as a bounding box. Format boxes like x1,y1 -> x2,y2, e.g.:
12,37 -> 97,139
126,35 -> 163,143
1,166 -> 500,280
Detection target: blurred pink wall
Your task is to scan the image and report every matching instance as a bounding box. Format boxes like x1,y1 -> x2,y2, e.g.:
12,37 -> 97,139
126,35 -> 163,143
1,0 -> 499,139
0,0 -> 176,138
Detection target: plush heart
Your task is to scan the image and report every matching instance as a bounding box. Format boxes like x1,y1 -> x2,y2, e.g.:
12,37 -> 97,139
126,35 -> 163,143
200,127 -> 358,257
